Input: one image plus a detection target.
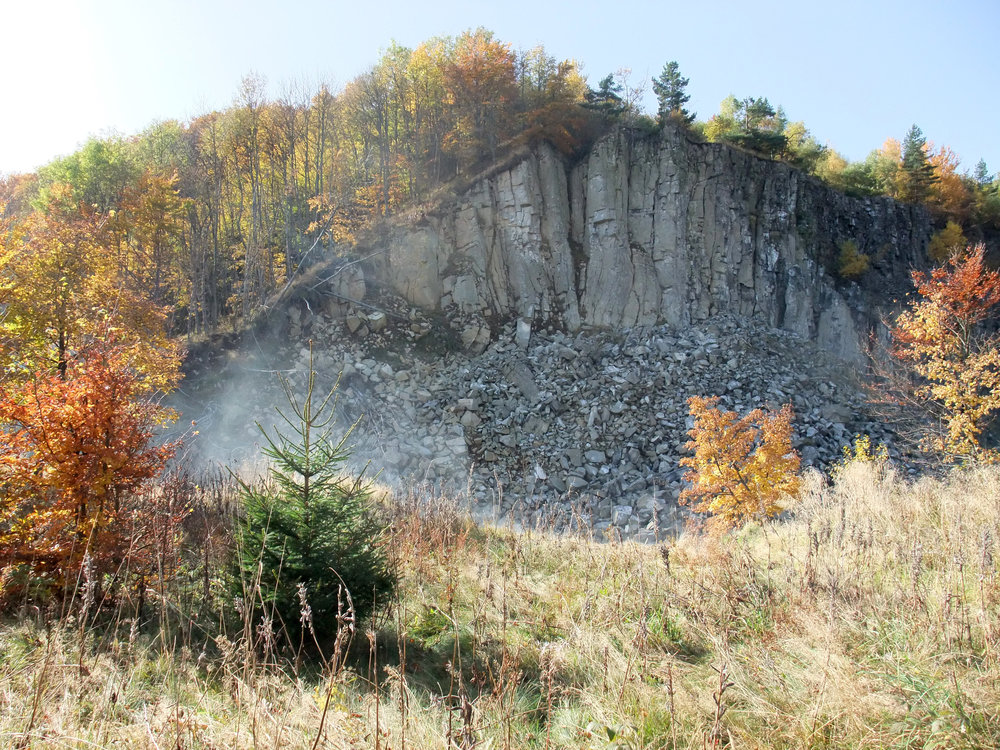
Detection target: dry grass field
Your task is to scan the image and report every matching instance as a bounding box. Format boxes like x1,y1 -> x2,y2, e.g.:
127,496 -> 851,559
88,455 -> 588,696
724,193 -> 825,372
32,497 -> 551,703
1,458 -> 999,748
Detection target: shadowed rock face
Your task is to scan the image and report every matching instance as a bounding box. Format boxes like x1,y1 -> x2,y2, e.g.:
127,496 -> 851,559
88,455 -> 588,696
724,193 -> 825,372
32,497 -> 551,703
369,124 -> 930,362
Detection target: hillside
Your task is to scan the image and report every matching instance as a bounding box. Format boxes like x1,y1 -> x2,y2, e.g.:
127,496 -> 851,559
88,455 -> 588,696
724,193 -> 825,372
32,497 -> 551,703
4,28 -> 1000,750
5,28 -> 996,345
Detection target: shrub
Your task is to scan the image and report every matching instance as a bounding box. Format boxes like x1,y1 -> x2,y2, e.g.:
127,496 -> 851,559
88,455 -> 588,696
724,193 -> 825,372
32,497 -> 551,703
836,239 -> 870,279
833,434 -> 890,481
841,434 -> 889,464
232,347 -> 395,646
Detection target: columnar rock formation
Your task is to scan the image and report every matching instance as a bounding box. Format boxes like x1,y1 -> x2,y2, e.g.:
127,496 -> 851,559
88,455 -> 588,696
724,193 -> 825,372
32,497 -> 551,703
367,125 -> 930,361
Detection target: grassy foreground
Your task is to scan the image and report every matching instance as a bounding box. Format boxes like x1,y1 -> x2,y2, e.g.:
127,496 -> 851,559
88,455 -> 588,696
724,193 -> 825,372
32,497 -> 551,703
1,460 -> 999,749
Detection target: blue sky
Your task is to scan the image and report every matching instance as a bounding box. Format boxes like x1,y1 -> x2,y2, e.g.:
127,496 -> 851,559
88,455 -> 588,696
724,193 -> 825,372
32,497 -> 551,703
3,0 -> 998,176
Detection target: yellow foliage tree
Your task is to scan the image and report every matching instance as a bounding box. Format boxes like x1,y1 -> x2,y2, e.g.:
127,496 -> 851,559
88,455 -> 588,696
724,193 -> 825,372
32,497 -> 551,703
928,144 -> 973,222
442,28 -> 518,167
836,239 -> 870,279
0,185 -> 181,389
113,170 -> 191,308
927,220 -> 968,263
869,138 -> 903,198
680,396 -> 801,531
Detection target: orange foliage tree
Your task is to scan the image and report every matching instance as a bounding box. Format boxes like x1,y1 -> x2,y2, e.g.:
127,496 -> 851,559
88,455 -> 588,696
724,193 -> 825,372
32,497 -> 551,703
0,188 -> 185,603
889,244 -> 1000,458
680,396 -> 801,530
442,28 -> 518,167
516,58 -> 589,155
0,337 -> 181,601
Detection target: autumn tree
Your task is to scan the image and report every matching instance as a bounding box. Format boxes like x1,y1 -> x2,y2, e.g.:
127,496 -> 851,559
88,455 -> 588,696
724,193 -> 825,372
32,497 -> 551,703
888,244 -> 1000,458
0,337 -> 181,602
185,110 -> 232,331
0,185 -> 106,378
442,28 -> 518,168
407,38 -> 453,186
836,239 -> 870,279
515,51 -> 588,154
114,170 -> 191,309
927,144 -> 973,222
0,185 -> 181,387
232,73 -> 278,319
927,220 -> 967,263
516,46 -> 557,108
680,396 -> 801,531
864,138 -> 903,198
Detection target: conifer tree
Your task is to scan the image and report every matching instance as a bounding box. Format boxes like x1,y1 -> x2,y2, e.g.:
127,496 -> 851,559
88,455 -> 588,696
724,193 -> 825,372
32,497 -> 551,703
652,61 -> 694,124
973,159 -> 992,188
583,73 -> 625,115
900,124 -> 937,203
233,345 -> 395,644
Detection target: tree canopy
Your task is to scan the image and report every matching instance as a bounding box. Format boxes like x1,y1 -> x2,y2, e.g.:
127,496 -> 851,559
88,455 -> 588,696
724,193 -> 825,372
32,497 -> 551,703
704,95 -> 788,158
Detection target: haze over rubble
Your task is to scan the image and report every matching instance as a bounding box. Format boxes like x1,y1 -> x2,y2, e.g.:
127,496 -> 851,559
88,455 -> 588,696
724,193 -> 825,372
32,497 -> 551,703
162,118 -> 943,537
170,280 -> 901,540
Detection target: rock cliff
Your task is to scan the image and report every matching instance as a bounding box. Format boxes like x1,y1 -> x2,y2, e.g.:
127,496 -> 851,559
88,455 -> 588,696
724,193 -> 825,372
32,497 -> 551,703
367,125 -> 931,361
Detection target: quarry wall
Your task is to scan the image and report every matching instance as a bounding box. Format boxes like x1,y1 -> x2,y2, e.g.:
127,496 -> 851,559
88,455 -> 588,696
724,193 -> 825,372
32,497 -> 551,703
366,125 -> 931,361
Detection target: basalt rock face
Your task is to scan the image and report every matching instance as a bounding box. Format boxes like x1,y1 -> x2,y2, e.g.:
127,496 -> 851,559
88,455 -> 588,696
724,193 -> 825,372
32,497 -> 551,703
368,125 -> 931,362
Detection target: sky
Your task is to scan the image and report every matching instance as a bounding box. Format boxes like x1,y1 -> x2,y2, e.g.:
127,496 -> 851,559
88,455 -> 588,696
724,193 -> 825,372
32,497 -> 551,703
3,0 -> 998,176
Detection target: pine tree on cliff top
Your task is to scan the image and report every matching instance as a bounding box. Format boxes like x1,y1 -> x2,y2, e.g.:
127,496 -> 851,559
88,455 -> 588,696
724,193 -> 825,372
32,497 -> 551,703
652,61 -> 694,124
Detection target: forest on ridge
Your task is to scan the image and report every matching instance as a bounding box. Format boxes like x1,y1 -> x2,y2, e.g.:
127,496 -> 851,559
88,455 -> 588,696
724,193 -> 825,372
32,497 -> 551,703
2,27 -> 999,346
